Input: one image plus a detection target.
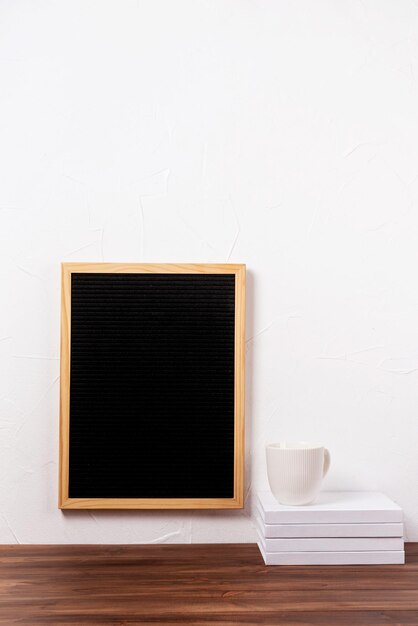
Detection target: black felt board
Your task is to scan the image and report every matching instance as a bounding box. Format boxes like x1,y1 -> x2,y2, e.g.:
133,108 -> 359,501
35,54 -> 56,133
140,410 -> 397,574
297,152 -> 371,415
68,273 -> 235,499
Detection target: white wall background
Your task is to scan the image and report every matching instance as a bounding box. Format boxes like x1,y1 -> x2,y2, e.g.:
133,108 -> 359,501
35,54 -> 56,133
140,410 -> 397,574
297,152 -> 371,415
1,0 -> 418,543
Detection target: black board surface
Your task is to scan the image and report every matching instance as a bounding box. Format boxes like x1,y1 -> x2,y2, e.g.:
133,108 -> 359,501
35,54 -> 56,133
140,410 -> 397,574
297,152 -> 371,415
68,272 -> 236,499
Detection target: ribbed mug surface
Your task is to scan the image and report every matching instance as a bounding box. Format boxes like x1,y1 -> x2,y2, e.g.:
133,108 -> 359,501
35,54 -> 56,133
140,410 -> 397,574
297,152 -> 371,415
266,442 -> 330,505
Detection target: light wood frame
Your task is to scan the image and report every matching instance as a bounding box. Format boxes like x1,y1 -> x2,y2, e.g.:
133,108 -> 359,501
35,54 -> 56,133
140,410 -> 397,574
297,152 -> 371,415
59,263 -> 245,509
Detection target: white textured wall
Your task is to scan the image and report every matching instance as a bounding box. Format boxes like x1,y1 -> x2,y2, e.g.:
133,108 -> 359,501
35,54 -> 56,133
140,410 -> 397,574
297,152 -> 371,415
1,0 -> 418,543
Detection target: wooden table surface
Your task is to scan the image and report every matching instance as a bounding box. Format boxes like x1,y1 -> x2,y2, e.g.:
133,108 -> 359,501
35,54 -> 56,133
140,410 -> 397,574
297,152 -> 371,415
0,543 -> 417,625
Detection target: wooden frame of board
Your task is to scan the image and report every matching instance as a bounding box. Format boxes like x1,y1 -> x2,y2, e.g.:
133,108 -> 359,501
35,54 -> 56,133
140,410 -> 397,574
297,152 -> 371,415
59,263 -> 245,509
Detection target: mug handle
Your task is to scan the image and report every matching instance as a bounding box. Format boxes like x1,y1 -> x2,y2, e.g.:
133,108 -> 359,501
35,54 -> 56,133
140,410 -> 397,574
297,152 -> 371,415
323,448 -> 331,477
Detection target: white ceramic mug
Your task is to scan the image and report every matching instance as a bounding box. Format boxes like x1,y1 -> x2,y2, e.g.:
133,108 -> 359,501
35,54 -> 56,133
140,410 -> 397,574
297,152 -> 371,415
266,442 -> 331,505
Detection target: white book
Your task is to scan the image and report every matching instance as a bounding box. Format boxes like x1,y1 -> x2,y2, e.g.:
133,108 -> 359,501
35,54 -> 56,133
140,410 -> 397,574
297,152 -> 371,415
255,506 -> 404,538
258,543 -> 405,566
257,491 -> 403,525
257,530 -> 404,553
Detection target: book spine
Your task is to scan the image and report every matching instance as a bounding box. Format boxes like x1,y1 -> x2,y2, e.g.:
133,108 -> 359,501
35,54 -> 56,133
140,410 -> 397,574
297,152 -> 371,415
263,522 -> 404,538
260,535 -> 404,552
258,544 -> 406,566
262,509 -> 403,525
255,508 -> 403,538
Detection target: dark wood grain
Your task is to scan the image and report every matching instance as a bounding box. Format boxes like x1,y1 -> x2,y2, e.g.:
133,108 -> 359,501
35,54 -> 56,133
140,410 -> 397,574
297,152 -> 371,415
0,543 -> 417,625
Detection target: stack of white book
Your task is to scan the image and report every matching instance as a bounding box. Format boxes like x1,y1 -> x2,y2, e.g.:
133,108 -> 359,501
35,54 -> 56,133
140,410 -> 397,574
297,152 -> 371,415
256,491 -> 404,565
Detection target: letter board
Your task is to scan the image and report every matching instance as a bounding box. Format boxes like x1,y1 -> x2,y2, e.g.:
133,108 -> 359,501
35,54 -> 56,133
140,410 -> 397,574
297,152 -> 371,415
59,263 -> 245,509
